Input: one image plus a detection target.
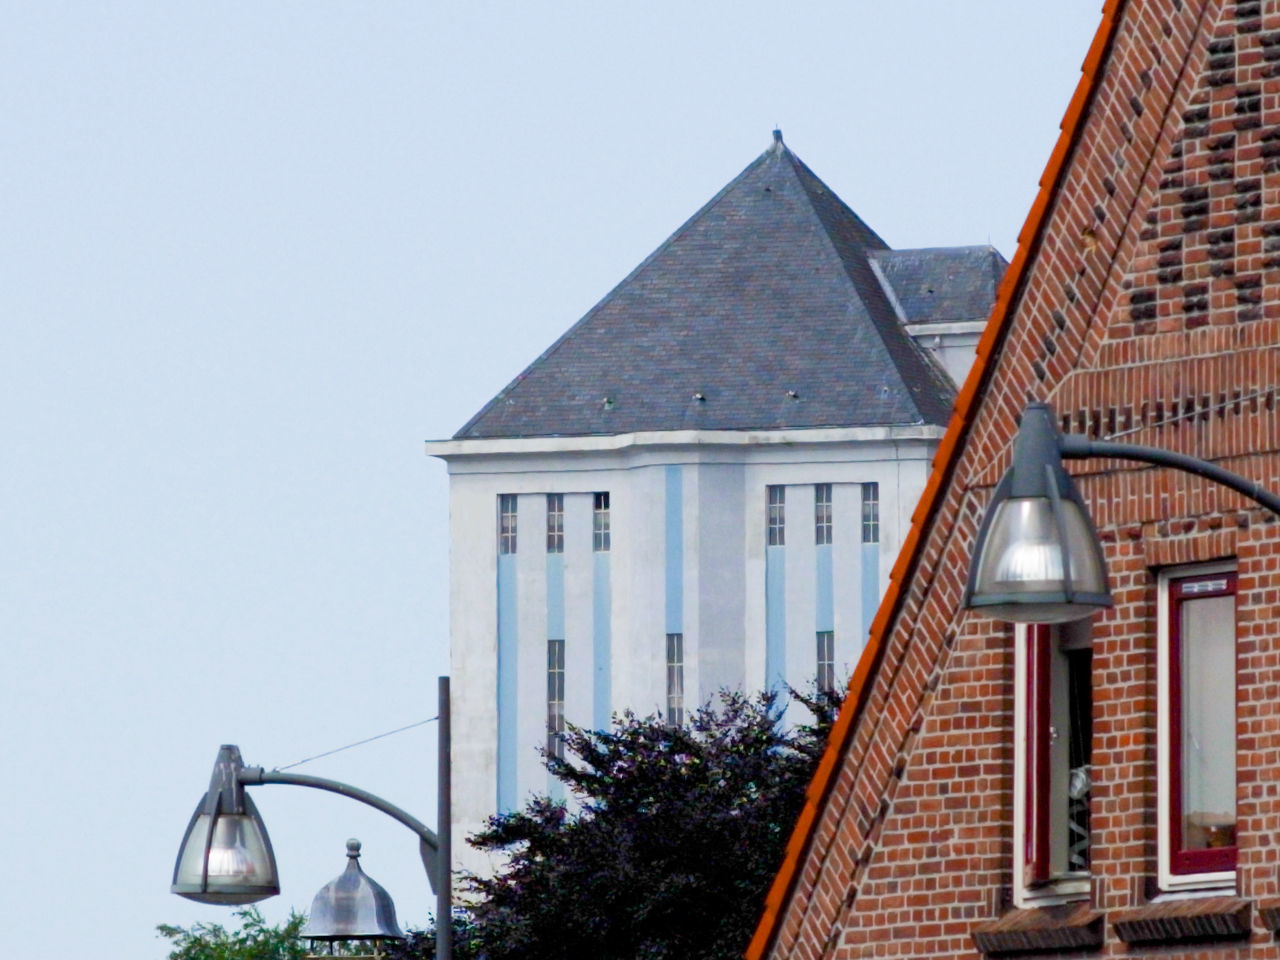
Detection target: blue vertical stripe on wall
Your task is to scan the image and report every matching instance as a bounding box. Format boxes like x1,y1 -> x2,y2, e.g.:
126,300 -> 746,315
593,552 -> 612,729
861,542 -> 879,641
496,554 -> 518,812
765,546 -> 786,695
545,552 -> 565,798
546,554 -> 565,640
815,544 -> 834,632
665,466 -> 683,634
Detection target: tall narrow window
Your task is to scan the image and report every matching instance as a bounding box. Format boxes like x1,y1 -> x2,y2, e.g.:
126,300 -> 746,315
547,638 -> 565,760
816,630 -> 835,693
498,494 -> 518,555
1160,566 -> 1237,884
814,484 -> 832,545
593,492 -> 611,552
861,482 -> 879,544
546,493 -> 564,553
1018,621 -> 1092,894
666,632 -> 685,726
767,485 -> 785,546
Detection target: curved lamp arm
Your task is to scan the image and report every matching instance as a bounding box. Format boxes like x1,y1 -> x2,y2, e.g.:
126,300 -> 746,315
964,403 -> 1280,624
239,767 -> 442,891
1060,434 -> 1280,517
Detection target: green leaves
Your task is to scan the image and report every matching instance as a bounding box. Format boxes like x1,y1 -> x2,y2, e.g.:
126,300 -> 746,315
157,907 -> 307,960
465,686 -> 842,960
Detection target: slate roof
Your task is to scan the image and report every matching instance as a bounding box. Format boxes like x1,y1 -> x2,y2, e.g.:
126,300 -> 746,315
454,133 -> 987,440
870,246 -> 1008,325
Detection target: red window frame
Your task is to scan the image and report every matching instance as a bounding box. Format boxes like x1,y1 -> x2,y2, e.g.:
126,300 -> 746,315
1022,623 -> 1092,889
1023,624 -> 1052,886
1168,571 -> 1237,876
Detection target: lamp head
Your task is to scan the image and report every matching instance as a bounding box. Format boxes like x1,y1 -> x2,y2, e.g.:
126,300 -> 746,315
300,839 -> 405,943
964,403 -> 1112,623
171,745 -> 280,905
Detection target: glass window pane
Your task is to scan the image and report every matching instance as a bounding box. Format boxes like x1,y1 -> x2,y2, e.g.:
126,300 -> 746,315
1180,592 -> 1235,851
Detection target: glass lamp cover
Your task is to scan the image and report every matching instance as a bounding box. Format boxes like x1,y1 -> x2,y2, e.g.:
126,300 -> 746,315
970,496 -> 1108,623
172,801 -> 279,904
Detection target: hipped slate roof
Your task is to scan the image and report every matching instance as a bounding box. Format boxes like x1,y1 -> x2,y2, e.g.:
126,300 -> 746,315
870,246 -> 1007,326
454,133 -> 972,440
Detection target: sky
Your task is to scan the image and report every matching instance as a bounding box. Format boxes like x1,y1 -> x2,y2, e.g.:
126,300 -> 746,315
2,3 -> 1101,957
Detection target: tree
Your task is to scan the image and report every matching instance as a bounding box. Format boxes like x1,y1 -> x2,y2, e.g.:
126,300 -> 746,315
158,904 -> 480,960
157,907 -> 307,960
465,687 -> 841,960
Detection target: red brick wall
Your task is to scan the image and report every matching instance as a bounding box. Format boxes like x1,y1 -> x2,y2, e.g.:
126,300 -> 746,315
763,1 -> 1280,957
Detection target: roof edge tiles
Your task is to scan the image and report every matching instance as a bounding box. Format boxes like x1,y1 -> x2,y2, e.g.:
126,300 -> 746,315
745,3 -> 1124,958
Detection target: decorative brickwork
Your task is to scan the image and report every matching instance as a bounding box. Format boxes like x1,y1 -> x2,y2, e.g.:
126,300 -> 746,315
751,1 -> 1280,958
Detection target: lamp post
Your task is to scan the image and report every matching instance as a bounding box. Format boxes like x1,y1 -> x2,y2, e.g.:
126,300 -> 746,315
964,402 -> 1280,623
172,676 -> 453,960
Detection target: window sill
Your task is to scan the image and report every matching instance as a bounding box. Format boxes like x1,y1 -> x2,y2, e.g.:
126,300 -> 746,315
1015,875 -> 1090,908
972,903 -> 1104,956
1112,897 -> 1250,946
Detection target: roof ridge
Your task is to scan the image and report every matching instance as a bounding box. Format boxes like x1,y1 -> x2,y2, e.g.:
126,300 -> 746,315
453,137 -> 789,439
780,150 -> 955,426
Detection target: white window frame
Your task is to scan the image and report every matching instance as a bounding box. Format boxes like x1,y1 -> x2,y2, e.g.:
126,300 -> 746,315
1011,621 -> 1092,906
593,492 -> 611,552
498,493 -> 518,555
814,483 -> 832,545
816,630 -> 835,693
546,493 -> 564,554
1156,560 -> 1237,893
666,632 -> 685,726
767,485 -> 785,546
547,637 -> 566,760
861,482 -> 879,544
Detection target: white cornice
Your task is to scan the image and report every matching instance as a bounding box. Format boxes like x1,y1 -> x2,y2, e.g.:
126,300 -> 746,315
903,320 -> 986,337
425,424 -> 946,459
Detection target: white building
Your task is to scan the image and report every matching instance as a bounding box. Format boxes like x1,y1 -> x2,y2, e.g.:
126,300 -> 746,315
426,132 -> 1004,870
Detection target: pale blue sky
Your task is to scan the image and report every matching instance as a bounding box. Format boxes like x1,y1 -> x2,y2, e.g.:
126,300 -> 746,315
2,3 -> 1100,957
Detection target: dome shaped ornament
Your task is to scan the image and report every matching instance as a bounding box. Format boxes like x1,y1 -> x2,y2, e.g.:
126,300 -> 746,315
301,839 -> 405,958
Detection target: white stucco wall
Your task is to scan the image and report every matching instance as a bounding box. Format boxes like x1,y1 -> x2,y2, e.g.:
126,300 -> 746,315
429,425 -> 944,877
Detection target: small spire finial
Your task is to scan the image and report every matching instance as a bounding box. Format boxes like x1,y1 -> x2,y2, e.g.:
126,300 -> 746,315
772,128 -> 783,145
347,838 -> 362,859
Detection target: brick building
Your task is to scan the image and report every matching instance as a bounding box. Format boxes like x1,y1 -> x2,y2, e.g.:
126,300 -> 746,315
750,1 -> 1280,957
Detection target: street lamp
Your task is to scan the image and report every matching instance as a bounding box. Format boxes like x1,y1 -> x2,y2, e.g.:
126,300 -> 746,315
171,676 -> 454,960
965,402 -> 1280,623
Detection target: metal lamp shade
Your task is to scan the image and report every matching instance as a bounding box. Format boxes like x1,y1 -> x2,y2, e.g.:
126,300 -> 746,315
300,839 -> 404,942
964,404 -> 1112,623
171,745 -> 280,905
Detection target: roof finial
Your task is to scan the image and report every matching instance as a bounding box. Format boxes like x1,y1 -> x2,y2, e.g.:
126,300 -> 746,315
772,128 -> 783,145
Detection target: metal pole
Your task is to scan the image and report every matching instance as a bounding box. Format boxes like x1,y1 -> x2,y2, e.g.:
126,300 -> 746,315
437,676 -> 453,960
1061,433 -> 1280,517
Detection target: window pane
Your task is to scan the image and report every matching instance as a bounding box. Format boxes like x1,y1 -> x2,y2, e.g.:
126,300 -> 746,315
547,639 -> 565,760
1180,591 -> 1235,852
767,485 -> 785,546
593,492 -> 610,552
499,494 -> 518,554
816,631 -> 835,692
666,633 -> 684,726
546,493 -> 564,553
815,484 -> 832,545
861,482 -> 879,544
